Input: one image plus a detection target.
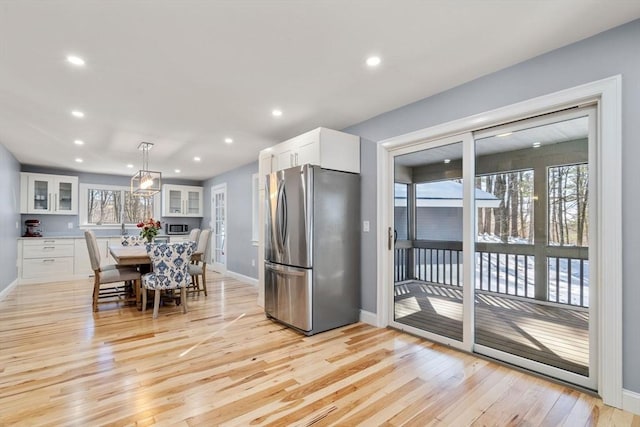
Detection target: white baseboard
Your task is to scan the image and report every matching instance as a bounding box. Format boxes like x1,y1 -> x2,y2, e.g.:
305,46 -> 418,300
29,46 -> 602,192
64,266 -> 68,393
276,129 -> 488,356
360,309 -> 379,327
226,270 -> 258,286
0,278 -> 18,301
623,389 -> 640,415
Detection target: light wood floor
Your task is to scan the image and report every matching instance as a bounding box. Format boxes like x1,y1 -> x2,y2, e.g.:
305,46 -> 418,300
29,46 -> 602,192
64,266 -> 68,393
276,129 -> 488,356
1,274 -> 638,426
395,281 -> 589,376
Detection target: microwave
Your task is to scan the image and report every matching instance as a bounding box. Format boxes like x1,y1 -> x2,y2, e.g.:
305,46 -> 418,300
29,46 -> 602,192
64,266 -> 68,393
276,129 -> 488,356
165,223 -> 189,235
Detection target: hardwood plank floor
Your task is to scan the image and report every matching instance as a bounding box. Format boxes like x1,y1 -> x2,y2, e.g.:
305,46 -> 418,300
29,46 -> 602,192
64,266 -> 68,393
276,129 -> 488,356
1,273 -> 638,426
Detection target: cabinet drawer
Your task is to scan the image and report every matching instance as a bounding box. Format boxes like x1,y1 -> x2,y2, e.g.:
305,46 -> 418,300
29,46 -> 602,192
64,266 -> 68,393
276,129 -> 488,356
22,257 -> 74,279
23,243 -> 74,259
23,239 -> 74,246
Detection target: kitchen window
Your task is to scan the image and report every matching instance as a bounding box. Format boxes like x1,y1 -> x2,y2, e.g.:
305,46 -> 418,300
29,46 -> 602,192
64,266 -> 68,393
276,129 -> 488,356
79,184 -> 159,227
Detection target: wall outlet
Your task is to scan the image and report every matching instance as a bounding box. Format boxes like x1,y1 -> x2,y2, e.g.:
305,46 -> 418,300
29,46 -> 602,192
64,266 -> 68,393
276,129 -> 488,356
363,220 -> 370,232
68,222 -> 73,229
251,259 -> 255,267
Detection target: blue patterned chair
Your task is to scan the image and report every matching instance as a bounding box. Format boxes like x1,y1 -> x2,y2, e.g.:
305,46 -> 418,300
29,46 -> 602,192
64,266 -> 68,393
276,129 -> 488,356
141,241 -> 195,318
121,235 -> 144,246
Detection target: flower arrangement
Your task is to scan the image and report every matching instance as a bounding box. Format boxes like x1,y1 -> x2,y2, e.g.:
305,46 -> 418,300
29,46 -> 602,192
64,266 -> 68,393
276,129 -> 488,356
137,218 -> 162,243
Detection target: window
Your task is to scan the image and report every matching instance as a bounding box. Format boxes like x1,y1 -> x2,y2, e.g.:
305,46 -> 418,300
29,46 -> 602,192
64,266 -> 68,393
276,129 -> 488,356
252,173 -> 259,244
476,170 -> 534,244
80,184 -> 159,227
548,163 -> 589,247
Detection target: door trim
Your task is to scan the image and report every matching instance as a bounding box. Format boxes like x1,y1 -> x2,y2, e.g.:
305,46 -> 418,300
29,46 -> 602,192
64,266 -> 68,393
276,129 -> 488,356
211,183 -> 227,274
376,75 -> 622,406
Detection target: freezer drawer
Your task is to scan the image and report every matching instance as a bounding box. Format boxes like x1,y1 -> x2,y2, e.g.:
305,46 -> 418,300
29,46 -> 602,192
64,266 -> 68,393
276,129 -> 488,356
265,262 -> 312,332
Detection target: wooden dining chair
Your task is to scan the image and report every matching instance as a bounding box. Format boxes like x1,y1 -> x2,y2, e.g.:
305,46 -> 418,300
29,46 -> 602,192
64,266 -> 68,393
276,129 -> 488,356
84,230 -> 141,312
188,228 -> 211,296
141,242 -> 195,318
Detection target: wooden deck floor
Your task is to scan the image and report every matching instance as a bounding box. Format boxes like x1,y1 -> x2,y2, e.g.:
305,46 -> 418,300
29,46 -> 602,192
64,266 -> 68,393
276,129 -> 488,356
394,281 -> 589,376
1,274 -> 636,425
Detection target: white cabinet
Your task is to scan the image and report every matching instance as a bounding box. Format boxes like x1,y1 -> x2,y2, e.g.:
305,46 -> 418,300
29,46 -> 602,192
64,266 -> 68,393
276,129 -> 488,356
19,239 -> 75,280
161,185 -> 203,217
20,172 -> 79,215
260,127 -> 360,174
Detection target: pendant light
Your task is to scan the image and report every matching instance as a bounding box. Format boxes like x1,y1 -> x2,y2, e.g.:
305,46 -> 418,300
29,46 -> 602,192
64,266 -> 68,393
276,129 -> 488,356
131,142 -> 162,196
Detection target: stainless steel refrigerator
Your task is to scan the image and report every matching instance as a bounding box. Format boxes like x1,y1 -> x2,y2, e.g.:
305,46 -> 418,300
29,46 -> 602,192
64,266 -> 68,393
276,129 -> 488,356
264,164 -> 360,335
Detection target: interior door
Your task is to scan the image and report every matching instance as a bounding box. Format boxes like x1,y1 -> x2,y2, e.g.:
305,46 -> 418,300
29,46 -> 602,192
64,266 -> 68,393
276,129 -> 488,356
211,183 -> 227,273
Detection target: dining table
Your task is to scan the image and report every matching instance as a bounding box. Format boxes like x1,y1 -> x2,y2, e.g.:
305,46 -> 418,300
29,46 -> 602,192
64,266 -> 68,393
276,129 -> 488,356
109,244 -> 151,266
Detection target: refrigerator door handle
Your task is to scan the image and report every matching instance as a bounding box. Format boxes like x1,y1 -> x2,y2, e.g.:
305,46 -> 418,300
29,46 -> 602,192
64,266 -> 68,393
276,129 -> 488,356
275,180 -> 284,255
281,186 -> 288,246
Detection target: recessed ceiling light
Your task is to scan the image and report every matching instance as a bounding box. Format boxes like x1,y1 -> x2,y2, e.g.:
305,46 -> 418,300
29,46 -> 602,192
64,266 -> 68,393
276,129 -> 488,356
126,164 -> 134,168
74,139 -> 84,146
366,56 -> 381,67
71,110 -> 85,118
444,159 -> 451,164
175,169 -> 181,173
224,138 -> 233,144
193,156 -> 201,162
272,109 -> 283,117
497,132 -> 513,138
532,142 -> 542,148
75,158 -> 83,163
66,55 -> 85,66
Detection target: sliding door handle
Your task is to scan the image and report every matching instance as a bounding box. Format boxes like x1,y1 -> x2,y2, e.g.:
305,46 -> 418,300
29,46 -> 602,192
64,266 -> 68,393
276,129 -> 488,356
388,227 -> 393,250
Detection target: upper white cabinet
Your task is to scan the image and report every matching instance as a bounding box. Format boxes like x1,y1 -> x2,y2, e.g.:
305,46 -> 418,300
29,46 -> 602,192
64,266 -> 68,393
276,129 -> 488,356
20,172 -> 79,215
161,184 -> 203,217
262,127 -> 360,175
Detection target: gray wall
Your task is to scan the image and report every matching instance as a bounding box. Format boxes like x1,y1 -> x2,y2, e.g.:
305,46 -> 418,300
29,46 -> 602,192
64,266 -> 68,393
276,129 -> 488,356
343,19 -> 640,393
201,160 -> 258,279
0,143 -> 21,293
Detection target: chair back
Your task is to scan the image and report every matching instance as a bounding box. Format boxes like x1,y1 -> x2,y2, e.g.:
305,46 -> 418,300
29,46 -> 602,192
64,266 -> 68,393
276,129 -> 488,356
145,242 -> 195,290
197,229 -> 212,262
188,228 -> 201,243
121,235 -> 143,246
84,230 -> 102,272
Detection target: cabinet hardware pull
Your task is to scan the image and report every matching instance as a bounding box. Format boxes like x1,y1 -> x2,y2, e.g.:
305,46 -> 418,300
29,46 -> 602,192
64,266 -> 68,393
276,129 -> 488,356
43,259 -> 55,263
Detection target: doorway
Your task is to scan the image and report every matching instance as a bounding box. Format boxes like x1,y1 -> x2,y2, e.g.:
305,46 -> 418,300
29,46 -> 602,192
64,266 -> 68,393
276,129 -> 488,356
211,183 -> 227,273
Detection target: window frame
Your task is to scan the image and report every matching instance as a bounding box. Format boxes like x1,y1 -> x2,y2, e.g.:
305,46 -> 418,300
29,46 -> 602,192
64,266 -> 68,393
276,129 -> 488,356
79,183 -> 160,229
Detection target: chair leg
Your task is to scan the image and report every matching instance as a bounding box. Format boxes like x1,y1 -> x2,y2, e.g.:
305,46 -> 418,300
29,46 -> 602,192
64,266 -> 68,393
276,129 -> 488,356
142,287 -> 148,312
93,275 -> 100,312
153,290 -> 161,318
202,265 -> 208,296
135,279 -> 141,309
181,287 -> 188,314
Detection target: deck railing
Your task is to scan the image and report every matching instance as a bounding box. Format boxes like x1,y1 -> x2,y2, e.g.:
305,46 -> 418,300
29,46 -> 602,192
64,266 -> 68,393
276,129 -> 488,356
394,240 -> 589,307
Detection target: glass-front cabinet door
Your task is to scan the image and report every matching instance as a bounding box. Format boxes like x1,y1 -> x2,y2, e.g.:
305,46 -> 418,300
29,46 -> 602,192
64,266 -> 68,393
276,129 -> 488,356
187,189 -> 201,215
168,189 -> 183,215
55,179 -> 75,213
29,177 -> 50,212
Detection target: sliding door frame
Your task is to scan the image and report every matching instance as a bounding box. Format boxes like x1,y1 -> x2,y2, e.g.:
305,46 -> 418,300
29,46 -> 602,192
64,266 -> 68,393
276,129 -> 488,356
376,75 -> 622,406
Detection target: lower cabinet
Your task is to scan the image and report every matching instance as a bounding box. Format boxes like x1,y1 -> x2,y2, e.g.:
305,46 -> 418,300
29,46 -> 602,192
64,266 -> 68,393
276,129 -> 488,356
20,239 -> 75,280
19,236 -> 129,283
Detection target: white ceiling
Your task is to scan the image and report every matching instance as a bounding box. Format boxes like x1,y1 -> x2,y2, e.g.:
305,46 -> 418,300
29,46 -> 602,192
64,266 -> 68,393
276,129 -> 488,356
1,1 -> 638,181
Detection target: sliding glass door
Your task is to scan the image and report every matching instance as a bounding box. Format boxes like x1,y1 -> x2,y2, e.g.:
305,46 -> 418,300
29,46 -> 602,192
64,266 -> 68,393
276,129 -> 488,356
388,107 -> 596,389
391,135 -> 471,349
473,108 -> 596,389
